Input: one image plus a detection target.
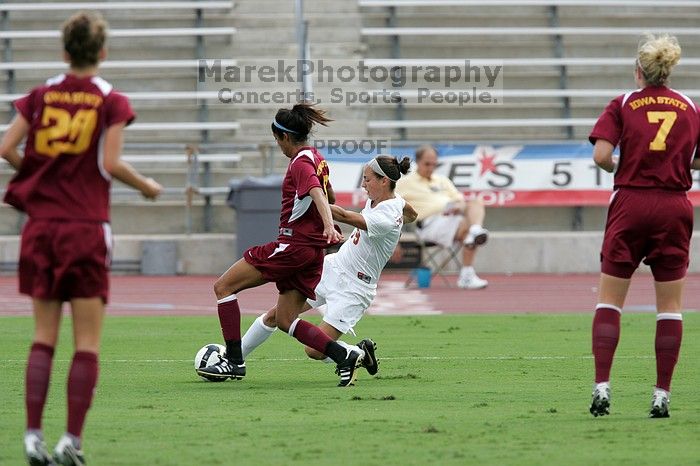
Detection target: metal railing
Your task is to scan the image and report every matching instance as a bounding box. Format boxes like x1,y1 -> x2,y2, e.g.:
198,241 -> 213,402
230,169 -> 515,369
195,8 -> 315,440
0,142 -> 279,234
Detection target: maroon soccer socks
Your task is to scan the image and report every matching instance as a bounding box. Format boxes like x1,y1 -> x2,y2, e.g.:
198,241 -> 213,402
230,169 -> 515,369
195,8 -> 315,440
26,343 -> 99,440
25,343 -> 55,430
289,318 -> 346,363
592,305 -> 621,384
654,313 -> 683,392
217,295 -> 243,363
67,351 -> 99,438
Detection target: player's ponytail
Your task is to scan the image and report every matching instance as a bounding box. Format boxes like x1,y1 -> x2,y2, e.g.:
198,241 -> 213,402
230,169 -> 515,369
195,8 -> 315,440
62,11 -> 107,68
398,157 -> 411,176
637,33 -> 681,87
374,155 -> 411,190
271,102 -> 332,144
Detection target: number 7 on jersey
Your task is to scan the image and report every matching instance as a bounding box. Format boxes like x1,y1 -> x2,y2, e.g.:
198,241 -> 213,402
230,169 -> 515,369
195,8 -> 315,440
647,111 -> 677,151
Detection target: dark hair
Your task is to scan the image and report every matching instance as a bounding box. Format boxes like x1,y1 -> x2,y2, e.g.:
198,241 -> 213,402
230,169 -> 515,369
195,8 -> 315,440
62,11 -> 107,68
373,155 -> 411,190
271,102 -> 332,144
415,144 -> 437,162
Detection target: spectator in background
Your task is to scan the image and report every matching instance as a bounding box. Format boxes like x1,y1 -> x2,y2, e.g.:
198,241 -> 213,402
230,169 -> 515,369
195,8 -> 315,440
396,145 -> 489,289
1,11 -> 162,465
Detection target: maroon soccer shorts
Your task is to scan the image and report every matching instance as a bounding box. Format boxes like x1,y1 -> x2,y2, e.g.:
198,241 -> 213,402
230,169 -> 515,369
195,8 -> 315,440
244,241 -> 324,300
19,219 -> 112,303
601,188 -> 693,282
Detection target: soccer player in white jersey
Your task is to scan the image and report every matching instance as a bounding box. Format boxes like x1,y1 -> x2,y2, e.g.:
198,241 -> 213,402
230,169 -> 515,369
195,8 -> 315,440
239,155 -> 417,383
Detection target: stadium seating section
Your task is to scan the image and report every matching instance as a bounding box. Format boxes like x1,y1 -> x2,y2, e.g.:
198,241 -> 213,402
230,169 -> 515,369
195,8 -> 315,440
1,0 -> 699,240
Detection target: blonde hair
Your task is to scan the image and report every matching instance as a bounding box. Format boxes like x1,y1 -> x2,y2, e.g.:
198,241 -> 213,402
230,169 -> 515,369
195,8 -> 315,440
637,34 -> 681,86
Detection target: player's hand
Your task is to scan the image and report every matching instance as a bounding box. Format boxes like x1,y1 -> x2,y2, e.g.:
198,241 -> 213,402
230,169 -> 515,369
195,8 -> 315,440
324,223 -> 344,244
141,177 -> 163,200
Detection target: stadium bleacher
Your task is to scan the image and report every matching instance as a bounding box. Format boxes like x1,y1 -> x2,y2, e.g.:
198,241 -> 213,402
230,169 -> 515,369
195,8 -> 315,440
2,0 -> 700,273
359,1 -> 700,141
0,0 -> 245,238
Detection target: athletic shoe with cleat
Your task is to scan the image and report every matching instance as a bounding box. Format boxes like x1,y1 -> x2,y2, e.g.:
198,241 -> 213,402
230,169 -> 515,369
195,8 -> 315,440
357,339 -> 379,376
464,226 -> 489,248
53,435 -> 85,466
649,389 -> 670,418
196,354 -> 246,381
25,432 -> 55,466
336,349 -> 363,387
589,382 -> 611,417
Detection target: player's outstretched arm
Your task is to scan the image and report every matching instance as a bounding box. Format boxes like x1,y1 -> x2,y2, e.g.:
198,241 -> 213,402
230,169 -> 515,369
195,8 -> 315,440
0,114 -> 29,170
402,201 -> 418,224
103,123 -> 162,199
330,204 -> 367,231
310,186 -> 343,243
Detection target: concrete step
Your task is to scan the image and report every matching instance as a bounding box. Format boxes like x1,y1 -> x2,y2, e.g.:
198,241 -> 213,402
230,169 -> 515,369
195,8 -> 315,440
0,201 -> 235,235
5,229 -> 700,275
234,1 -> 358,15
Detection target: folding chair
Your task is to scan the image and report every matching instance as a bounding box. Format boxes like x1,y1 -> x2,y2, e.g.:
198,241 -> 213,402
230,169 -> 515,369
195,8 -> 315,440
403,222 -> 462,288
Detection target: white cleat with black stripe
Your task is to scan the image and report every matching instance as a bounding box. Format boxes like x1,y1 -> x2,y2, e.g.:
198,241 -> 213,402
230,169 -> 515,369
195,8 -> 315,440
649,389 -> 670,418
53,435 -> 85,466
24,432 -> 55,466
196,355 -> 246,381
589,383 -> 611,417
336,349 -> 364,387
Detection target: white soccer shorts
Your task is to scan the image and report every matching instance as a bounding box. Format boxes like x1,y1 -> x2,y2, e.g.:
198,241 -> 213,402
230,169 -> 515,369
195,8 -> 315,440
307,256 -> 375,335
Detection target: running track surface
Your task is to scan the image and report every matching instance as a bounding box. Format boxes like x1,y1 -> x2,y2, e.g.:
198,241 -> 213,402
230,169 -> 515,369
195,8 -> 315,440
1,273 -> 699,317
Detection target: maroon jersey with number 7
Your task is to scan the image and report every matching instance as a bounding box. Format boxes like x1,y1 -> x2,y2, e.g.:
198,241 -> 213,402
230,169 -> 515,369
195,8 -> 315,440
589,86 -> 700,191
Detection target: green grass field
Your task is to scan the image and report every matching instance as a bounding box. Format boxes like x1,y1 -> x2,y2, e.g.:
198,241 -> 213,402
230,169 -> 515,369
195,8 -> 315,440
1,313 -> 698,466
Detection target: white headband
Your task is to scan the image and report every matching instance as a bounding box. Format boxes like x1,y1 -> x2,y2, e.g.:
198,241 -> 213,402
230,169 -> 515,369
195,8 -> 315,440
368,157 -> 399,182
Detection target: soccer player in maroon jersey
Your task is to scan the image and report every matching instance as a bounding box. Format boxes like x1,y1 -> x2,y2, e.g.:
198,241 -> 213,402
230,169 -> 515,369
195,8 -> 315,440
588,34 -> 700,419
0,12 -> 162,465
196,103 -> 366,387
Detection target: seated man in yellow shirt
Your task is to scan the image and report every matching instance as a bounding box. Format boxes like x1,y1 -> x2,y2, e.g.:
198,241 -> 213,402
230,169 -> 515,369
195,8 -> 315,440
396,145 -> 488,289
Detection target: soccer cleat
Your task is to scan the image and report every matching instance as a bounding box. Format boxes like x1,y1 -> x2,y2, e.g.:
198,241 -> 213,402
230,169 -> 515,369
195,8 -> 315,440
336,350 -> 364,387
24,432 -> 56,466
649,389 -> 670,418
357,339 -> 379,376
457,275 -> 488,290
196,355 -> 246,381
53,435 -> 84,466
589,383 -> 611,417
465,226 -> 489,248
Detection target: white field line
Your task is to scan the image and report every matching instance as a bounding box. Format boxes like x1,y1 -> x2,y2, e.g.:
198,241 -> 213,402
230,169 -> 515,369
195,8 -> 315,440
0,355 -> 654,363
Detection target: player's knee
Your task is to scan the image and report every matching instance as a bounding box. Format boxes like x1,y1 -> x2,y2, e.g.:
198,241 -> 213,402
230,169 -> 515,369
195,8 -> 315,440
276,314 -> 293,333
213,278 -> 230,300
262,311 -> 277,327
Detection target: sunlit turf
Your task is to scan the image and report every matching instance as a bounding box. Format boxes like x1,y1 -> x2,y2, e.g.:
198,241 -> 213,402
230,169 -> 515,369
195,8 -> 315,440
1,313 -> 698,465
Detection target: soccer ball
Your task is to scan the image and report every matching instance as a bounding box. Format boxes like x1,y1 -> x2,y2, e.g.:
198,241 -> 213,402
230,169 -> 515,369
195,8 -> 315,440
194,343 -> 226,382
